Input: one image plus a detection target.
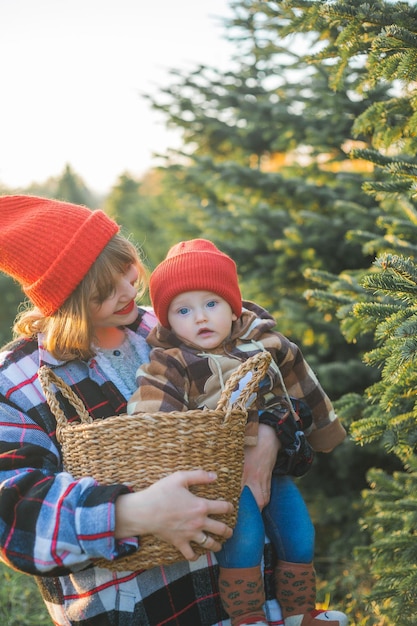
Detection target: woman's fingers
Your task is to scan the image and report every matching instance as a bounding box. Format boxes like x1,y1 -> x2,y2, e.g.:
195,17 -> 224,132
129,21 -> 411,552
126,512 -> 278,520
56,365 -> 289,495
202,517 -> 233,546
115,469 -> 234,559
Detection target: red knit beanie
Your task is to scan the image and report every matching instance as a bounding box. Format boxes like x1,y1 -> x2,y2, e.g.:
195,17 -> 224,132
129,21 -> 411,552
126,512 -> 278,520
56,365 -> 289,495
0,195 -> 119,315
150,238 -> 242,328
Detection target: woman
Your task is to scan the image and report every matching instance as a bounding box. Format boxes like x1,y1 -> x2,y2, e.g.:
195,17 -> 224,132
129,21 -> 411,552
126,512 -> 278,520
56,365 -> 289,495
0,195 -> 282,626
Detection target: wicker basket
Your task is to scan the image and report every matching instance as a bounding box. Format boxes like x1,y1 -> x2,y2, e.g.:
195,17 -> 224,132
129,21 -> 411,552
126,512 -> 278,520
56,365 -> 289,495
38,351 -> 272,571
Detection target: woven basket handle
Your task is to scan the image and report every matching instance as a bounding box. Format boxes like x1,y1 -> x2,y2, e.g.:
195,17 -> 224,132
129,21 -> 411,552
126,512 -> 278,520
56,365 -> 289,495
39,351 -> 272,441
215,351 -> 272,414
38,366 -> 93,443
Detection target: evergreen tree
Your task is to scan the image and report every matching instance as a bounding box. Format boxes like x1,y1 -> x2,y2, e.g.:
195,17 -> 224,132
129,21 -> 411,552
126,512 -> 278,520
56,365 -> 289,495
289,1 -> 417,622
15,164 -> 100,207
54,164 -> 97,207
147,1 -> 389,396
0,274 -> 24,347
104,170 -> 202,273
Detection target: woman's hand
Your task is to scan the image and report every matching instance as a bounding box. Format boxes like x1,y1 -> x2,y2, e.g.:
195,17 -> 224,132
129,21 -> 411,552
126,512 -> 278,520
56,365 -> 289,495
115,470 -> 234,561
242,423 -> 281,509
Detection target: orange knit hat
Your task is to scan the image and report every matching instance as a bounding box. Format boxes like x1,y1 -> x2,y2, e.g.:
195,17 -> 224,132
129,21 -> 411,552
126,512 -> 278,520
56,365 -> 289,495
150,238 -> 242,328
0,195 -> 119,315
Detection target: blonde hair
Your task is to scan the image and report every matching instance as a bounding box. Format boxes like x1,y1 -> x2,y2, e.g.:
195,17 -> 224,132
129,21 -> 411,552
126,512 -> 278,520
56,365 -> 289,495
14,234 -> 148,361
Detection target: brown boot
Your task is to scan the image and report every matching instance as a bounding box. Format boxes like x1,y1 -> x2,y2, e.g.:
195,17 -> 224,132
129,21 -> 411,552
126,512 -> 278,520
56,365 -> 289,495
218,565 -> 268,626
274,561 -> 348,626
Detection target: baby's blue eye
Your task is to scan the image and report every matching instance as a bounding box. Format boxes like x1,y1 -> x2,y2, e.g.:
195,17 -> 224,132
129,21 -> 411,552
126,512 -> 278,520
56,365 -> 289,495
178,307 -> 189,315
207,300 -> 216,308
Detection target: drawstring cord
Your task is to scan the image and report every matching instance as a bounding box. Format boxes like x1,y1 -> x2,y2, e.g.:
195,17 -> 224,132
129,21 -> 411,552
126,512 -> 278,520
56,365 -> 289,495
250,340 -> 299,421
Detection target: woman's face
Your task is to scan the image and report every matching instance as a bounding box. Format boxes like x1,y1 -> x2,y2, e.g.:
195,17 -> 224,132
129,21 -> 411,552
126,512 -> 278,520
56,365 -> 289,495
88,264 -> 139,329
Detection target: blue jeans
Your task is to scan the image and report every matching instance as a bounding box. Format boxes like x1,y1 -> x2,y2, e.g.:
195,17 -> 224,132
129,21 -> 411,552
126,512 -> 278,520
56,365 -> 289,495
216,476 -> 315,568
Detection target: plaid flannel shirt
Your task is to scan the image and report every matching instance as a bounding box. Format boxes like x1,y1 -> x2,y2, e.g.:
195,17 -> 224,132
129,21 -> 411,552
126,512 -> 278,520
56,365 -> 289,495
0,306 -> 283,626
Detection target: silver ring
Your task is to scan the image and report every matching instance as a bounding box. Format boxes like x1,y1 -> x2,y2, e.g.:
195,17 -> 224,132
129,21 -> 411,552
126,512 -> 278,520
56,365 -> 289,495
198,533 -> 209,547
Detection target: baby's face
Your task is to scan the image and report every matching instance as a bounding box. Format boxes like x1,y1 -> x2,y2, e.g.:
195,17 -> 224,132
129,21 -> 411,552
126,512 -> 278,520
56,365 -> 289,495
167,290 -> 237,349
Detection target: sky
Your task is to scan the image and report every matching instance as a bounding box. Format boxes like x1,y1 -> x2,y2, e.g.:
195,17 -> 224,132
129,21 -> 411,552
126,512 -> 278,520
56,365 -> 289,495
0,0 -> 234,194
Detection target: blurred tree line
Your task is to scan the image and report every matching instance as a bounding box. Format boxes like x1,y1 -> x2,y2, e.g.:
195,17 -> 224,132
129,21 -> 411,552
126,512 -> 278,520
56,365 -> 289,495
2,1 -> 417,623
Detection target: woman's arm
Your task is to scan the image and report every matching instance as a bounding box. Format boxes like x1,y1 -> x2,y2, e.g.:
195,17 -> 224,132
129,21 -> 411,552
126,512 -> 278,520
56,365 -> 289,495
242,423 -> 281,508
